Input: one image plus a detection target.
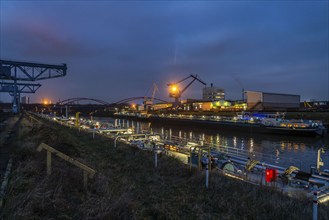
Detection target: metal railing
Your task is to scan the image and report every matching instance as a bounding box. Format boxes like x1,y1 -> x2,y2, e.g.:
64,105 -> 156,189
157,134 -> 304,171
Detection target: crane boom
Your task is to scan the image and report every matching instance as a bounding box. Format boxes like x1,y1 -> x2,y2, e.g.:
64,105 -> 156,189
180,74 -> 206,94
167,74 -> 207,105
143,83 -> 160,110
151,83 -> 159,102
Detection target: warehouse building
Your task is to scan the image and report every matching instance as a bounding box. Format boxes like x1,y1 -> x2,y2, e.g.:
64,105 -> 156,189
202,84 -> 225,101
245,91 -> 300,111
21,96 -> 30,104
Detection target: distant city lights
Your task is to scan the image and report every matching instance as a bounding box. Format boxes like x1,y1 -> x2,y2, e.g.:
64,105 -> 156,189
42,98 -> 52,105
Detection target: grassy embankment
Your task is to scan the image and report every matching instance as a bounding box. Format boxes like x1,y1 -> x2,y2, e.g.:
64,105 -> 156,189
1,113 -> 329,219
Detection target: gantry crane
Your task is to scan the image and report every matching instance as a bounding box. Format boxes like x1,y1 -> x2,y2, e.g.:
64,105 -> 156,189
0,59 -> 67,113
167,74 -> 206,105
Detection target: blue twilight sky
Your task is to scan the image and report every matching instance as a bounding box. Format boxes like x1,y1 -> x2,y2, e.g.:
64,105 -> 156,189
0,0 -> 328,104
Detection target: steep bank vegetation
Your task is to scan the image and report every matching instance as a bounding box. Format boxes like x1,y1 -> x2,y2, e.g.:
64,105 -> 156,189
1,114 -> 328,219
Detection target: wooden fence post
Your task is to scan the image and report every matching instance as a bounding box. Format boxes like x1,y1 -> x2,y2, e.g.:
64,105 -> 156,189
83,171 -> 88,190
47,151 -> 52,175
37,143 -> 96,190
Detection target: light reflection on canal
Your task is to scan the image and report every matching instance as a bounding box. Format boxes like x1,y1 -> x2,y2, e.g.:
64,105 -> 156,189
98,117 -> 329,171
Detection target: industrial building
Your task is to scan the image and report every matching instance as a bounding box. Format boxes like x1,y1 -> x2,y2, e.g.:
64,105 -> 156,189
202,84 -> 225,101
152,103 -> 173,110
245,91 -> 300,111
21,96 -> 30,104
180,99 -> 246,111
182,99 -> 212,111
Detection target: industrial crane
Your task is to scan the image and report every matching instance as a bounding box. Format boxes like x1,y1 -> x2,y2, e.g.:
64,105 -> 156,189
167,74 -> 206,105
144,83 -> 159,110
0,59 -> 67,113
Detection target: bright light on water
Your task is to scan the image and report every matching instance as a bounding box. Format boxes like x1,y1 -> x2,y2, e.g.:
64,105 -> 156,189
97,117 -> 329,171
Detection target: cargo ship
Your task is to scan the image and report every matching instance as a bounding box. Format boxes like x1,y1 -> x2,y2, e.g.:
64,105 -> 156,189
114,112 -> 327,137
259,114 -> 327,136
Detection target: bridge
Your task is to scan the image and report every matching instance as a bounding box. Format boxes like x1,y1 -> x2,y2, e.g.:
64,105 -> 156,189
57,97 -> 168,106
57,98 -> 111,106
115,97 -> 168,105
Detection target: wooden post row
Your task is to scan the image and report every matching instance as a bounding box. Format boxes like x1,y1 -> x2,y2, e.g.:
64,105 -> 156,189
37,143 -> 96,189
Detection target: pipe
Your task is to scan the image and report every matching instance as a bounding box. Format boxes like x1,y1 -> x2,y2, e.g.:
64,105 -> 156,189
222,154 -> 329,186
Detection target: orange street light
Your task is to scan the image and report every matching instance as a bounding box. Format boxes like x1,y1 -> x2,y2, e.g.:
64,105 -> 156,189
170,84 -> 179,93
169,84 -> 180,98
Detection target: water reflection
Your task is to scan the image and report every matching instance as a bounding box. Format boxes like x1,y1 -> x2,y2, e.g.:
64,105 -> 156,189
249,138 -> 254,153
232,136 -> 236,148
97,117 -> 329,171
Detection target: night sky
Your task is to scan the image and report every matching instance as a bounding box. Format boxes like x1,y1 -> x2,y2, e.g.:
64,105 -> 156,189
1,1 -> 328,104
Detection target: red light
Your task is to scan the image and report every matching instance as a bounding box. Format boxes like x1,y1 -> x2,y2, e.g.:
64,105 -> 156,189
265,168 -> 277,182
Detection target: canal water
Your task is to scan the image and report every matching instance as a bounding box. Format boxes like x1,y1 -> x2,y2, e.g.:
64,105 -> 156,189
96,117 -> 329,171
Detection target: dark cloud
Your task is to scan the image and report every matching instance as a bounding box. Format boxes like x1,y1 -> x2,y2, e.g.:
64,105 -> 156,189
0,1 -> 328,103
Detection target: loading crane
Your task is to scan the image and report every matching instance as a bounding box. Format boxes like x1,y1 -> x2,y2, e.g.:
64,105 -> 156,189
167,74 -> 206,105
144,83 -> 159,110
0,59 -> 67,113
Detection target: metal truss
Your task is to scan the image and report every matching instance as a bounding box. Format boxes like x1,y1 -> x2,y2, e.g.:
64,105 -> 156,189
0,59 -> 67,81
57,97 -> 111,105
0,59 -> 67,113
57,97 -> 168,106
0,81 -> 41,94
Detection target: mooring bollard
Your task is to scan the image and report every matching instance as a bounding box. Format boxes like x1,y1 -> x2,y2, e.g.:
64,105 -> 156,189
198,150 -> 202,171
154,146 -> 162,168
155,150 -> 158,168
260,163 -> 265,185
313,191 -> 318,220
189,148 -> 192,172
205,157 -> 209,188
